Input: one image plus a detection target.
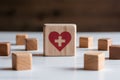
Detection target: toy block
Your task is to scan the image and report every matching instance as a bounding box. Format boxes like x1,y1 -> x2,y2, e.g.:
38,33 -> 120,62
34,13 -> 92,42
16,34 -> 28,45
79,37 -> 93,48
84,51 -> 105,70
12,52 -> 32,70
109,45 -> 120,59
25,38 -> 38,50
0,42 -> 11,56
98,38 -> 112,50
43,24 -> 76,56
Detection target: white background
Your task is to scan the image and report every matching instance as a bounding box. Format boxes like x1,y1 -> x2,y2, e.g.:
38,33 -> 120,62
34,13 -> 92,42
0,32 -> 120,80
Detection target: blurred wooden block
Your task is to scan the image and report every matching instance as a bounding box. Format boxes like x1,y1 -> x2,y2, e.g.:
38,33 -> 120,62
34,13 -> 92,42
12,52 -> 32,71
84,51 -> 105,70
44,24 -> 76,56
98,38 -> 112,50
26,38 -> 38,50
0,42 -> 10,56
109,45 -> 120,59
79,37 -> 93,48
16,34 -> 28,45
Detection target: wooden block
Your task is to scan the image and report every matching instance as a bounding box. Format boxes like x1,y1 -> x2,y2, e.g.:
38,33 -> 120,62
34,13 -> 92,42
109,45 -> 120,59
25,38 -> 38,50
12,52 -> 32,70
79,37 -> 93,48
44,24 -> 76,56
16,34 -> 28,45
84,51 -> 105,70
0,42 -> 11,56
98,38 -> 112,50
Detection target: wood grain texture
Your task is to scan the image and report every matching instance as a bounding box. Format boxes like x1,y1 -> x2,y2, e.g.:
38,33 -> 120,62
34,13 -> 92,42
84,51 -> 105,70
79,37 -> 93,48
109,45 -> 120,59
0,42 -> 10,56
12,52 -> 32,71
16,34 -> 28,45
25,38 -> 38,50
44,24 -> 76,56
98,38 -> 112,50
0,0 -> 120,31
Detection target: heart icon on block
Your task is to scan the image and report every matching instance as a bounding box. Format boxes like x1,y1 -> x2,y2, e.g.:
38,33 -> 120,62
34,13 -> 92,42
49,31 -> 71,51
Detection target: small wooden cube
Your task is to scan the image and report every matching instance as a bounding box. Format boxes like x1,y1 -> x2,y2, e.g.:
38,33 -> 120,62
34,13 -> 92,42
12,52 -> 32,70
98,38 -> 112,50
84,51 -> 105,70
44,24 -> 76,56
25,38 -> 38,50
79,37 -> 93,48
109,45 -> 120,59
16,34 -> 28,45
0,42 -> 11,56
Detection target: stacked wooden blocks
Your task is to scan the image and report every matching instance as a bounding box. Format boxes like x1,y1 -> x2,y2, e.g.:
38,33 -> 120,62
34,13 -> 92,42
12,52 -> 32,70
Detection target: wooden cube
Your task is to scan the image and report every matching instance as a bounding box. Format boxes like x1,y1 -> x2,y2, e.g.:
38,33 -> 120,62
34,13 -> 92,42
79,37 -> 93,48
0,42 -> 10,56
98,38 -> 112,50
84,51 -> 105,70
25,38 -> 38,50
12,52 -> 32,70
44,24 -> 76,56
16,34 -> 28,45
109,45 -> 120,59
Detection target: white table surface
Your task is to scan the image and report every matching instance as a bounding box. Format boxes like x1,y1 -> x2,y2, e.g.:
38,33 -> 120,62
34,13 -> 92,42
0,32 -> 120,80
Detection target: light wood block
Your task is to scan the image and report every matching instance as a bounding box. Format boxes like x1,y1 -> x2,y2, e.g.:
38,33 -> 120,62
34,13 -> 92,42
44,24 -> 76,56
98,38 -> 112,50
109,45 -> 120,59
0,42 -> 11,56
84,51 -> 105,70
25,38 -> 38,50
12,52 -> 32,71
79,37 -> 93,48
16,34 -> 28,45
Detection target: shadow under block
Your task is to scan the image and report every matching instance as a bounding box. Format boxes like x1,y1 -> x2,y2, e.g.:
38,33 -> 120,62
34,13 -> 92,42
109,45 -> 120,59
16,34 -> 28,45
0,42 -> 11,56
12,52 -> 32,71
25,38 -> 38,50
44,24 -> 76,56
79,37 -> 93,48
84,51 -> 105,70
98,38 -> 112,50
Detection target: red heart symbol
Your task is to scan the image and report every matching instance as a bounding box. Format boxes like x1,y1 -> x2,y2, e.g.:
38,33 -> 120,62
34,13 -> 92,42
49,31 -> 71,51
